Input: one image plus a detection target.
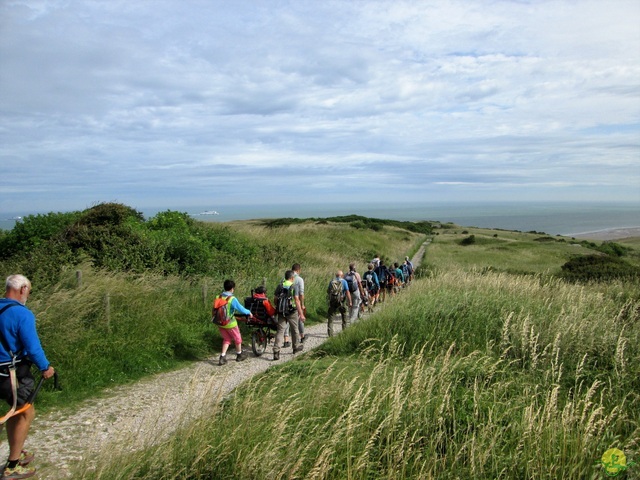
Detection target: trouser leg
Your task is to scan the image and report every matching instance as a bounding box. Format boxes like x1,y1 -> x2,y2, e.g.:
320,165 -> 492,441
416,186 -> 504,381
284,322 -> 290,337
340,305 -> 347,330
273,315 -> 286,353
287,312 -> 300,349
327,305 -> 335,336
350,291 -> 361,323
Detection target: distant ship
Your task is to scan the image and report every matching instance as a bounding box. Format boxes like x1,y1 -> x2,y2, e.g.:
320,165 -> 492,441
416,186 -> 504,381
8,216 -> 22,221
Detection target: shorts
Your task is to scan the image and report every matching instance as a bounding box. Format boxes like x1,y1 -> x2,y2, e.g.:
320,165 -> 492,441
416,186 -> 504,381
0,362 -> 35,407
218,326 -> 242,346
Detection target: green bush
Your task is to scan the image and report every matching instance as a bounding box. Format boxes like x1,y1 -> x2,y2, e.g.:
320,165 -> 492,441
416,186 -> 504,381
560,254 -> 640,282
0,203 -> 267,278
0,211 -> 80,258
459,234 -> 476,246
595,241 -> 630,257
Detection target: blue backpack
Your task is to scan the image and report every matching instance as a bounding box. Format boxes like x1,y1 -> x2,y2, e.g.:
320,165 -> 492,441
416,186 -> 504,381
343,272 -> 358,293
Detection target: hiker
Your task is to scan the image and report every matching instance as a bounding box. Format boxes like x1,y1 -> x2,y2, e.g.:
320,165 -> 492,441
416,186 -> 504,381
362,263 -> 380,307
249,286 -> 277,322
0,275 -> 55,480
371,254 -> 381,269
386,265 -> 397,296
214,279 -> 253,366
405,256 -> 415,282
374,259 -> 390,303
344,263 -> 364,323
401,260 -> 412,287
291,263 -> 306,343
327,270 -> 351,337
273,270 -> 302,361
393,262 -> 405,291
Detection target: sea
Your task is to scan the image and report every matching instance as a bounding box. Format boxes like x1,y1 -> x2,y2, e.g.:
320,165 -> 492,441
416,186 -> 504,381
1,202 -> 639,238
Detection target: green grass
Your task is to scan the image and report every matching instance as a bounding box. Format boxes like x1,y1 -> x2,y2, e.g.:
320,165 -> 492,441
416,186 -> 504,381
80,267 -> 640,479
4,214 -> 639,478
426,226 -> 640,275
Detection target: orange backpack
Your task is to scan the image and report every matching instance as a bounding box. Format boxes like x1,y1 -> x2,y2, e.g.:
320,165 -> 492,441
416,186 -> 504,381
211,295 -> 234,326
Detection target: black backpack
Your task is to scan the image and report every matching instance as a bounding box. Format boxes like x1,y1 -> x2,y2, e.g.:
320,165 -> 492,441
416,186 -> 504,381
274,282 -> 295,315
374,265 -> 387,283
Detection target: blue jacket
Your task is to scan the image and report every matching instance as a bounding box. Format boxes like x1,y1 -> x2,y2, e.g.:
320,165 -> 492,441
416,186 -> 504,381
0,299 -> 50,371
222,291 -> 251,316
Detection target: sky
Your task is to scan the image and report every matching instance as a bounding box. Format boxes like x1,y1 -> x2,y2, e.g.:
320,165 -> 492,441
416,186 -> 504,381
1,0 -> 639,216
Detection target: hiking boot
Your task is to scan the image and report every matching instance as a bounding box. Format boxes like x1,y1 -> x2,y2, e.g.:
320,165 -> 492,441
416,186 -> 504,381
18,451 -> 34,467
301,335 -> 306,343
273,351 -> 280,361
218,355 -> 227,366
2,464 -> 36,479
293,345 -> 304,353
283,341 -> 291,348
236,351 -> 248,362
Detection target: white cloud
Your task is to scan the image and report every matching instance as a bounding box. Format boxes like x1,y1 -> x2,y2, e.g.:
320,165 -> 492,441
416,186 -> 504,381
1,0 -> 639,214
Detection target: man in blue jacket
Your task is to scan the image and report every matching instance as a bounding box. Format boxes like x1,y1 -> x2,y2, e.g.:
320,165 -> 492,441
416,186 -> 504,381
0,275 -> 55,479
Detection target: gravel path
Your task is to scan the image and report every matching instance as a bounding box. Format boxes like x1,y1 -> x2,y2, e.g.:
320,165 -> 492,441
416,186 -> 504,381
2,244 -> 430,479
2,323 -> 341,479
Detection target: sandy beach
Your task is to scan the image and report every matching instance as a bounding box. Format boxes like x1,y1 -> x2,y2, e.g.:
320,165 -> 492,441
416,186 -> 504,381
570,227 -> 640,241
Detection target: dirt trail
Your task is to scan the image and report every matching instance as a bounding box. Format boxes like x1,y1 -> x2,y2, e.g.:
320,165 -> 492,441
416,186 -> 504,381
1,243 -> 431,479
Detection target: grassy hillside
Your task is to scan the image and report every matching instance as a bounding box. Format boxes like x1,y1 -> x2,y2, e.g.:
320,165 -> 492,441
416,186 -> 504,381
0,208 -> 424,407
74,224 -> 639,479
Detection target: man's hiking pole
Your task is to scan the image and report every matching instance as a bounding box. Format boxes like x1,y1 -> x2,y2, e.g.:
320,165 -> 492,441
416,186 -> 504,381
0,372 -> 60,425
12,372 -> 60,417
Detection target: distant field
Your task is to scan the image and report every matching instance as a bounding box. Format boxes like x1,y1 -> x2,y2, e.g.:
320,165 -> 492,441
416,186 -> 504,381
425,225 -> 640,274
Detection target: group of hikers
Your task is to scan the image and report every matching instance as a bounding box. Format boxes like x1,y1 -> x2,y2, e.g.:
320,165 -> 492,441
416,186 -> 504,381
326,254 -> 414,336
211,255 -> 415,363
211,263 -> 306,364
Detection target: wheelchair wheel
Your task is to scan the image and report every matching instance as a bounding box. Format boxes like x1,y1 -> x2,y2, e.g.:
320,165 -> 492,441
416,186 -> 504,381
252,327 -> 268,356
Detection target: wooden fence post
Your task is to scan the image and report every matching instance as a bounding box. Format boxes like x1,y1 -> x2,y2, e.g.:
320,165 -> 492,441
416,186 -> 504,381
76,270 -> 82,288
202,281 -> 208,306
104,293 -> 111,332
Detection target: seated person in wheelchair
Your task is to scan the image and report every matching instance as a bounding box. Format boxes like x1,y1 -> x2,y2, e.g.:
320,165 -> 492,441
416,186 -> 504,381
245,286 -> 277,324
